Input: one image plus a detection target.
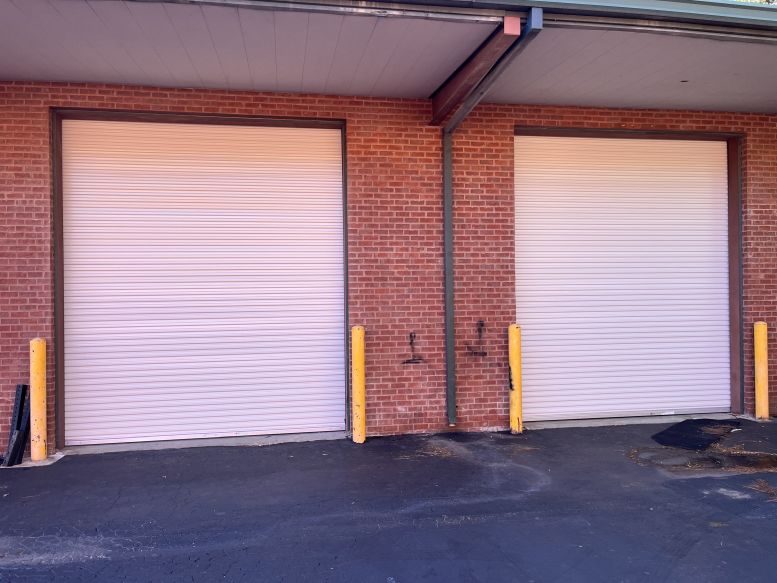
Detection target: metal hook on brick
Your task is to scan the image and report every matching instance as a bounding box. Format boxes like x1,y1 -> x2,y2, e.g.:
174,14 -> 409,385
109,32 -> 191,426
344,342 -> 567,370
402,331 -> 424,364
466,320 -> 488,357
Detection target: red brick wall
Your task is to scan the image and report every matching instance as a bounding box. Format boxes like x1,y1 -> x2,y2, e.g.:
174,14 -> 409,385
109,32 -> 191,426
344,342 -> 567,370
1,82 -> 776,451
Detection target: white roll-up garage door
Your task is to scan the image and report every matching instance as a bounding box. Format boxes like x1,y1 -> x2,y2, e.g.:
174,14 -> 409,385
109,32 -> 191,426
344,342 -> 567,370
62,119 -> 345,445
515,135 -> 731,421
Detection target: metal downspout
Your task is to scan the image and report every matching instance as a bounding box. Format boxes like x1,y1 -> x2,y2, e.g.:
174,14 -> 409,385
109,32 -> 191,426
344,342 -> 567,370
443,129 -> 456,425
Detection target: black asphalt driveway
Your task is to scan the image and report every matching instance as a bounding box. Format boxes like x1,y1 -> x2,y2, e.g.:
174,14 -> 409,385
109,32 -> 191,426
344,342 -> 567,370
3,421 -> 777,582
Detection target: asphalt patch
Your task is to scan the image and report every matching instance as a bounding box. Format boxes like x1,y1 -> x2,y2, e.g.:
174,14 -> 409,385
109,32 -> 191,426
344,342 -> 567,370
631,418 -> 777,475
651,418 -> 741,451
748,478 -> 777,501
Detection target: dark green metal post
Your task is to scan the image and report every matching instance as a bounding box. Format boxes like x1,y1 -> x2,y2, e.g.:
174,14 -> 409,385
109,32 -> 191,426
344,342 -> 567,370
443,129 -> 456,425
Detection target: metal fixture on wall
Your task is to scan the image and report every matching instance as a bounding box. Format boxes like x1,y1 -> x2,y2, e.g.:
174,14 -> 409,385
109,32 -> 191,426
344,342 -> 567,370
467,320 -> 488,357
402,332 -> 425,365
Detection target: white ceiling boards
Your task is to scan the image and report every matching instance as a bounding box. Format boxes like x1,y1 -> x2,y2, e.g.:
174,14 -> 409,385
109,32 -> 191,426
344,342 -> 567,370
0,0 -> 496,97
486,25 -> 777,112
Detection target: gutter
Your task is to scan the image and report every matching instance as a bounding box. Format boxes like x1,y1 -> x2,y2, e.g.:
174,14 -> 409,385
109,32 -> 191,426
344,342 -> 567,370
545,13 -> 777,43
125,0 -> 777,30
396,0 -> 777,30
121,0 -> 506,23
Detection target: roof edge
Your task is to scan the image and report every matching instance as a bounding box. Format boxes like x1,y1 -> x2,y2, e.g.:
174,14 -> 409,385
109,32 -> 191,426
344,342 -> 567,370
386,0 -> 777,29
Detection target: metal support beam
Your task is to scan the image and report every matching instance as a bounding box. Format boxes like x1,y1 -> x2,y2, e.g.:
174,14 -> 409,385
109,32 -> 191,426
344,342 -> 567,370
431,16 -> 522,125
444,7 -> 543,133
440,8 -> 542,426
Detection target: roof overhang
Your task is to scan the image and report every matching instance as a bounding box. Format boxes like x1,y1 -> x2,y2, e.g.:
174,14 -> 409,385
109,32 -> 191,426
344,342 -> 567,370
0,0 -> 499,98
486,16 -> 777,112
2,0 -> 777,114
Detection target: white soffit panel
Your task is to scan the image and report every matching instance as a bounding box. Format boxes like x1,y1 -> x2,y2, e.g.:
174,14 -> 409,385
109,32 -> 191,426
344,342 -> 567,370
0,0 -> 497,97
63,120 -> 345,444
515,136 -> 730,421
488,26 -> 777,112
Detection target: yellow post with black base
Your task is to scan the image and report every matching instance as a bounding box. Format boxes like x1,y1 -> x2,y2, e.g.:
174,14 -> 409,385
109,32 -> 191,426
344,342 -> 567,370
351,326 -> 366,444
755,321 -> 769,421
508,324 -> 523,434
30,337 -> 47,461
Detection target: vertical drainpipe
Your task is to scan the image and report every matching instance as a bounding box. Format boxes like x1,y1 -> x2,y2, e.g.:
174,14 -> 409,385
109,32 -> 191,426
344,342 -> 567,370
443,129 -> 456,426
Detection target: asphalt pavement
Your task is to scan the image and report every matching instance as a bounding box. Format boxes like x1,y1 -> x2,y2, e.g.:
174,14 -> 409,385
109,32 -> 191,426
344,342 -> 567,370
2,420 -> 777,582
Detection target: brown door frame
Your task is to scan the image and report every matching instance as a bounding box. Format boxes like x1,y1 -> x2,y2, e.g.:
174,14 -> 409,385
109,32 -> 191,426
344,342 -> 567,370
514,126 -> 745,414
51,108 -> 349,449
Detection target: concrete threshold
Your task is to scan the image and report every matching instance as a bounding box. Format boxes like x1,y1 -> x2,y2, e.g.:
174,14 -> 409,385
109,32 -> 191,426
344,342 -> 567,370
7,414 -> 746,465
525,412 -> 737,431
61,431 -> 347,456
2,451 -> 66,469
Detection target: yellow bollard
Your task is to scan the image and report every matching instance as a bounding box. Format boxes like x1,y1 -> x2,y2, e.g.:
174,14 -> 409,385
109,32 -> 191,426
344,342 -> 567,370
755,321 -> 769,421
508,324 -> 523,434
351,326 -> 366,444
30,338 -> 47,461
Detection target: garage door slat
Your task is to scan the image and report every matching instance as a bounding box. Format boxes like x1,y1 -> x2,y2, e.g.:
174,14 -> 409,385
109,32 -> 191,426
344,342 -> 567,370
63,120 -> 346,446
515,136 -> 731,421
